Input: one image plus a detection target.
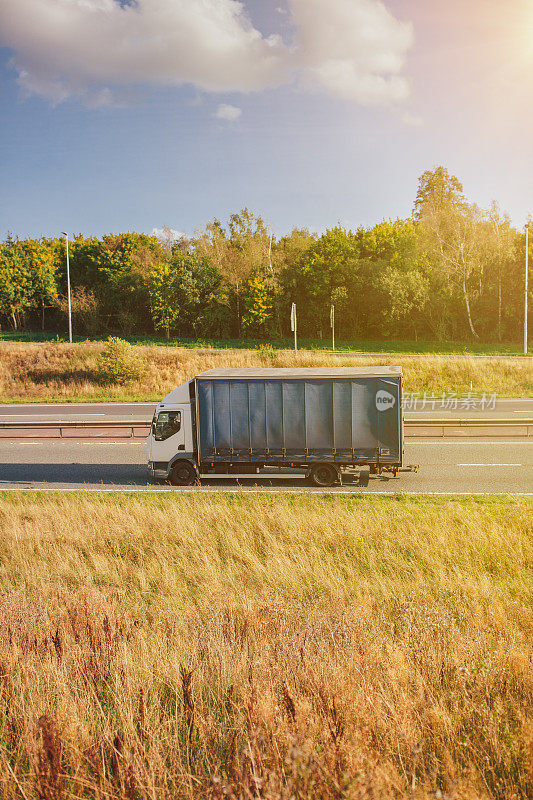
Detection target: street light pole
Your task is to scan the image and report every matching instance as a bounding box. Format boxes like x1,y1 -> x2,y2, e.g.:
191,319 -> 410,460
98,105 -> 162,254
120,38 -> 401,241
525,225 -> 529,355
61,232 -> 72,343
525,225 -> 530,355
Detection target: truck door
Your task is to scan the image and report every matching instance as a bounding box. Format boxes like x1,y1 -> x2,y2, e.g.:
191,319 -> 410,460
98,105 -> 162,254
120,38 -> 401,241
151,407 -> 186,463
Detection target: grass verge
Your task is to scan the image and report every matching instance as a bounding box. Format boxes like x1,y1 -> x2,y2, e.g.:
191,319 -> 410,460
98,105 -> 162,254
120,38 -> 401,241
1,340 -> 531,402
1,331 -> 529,355
0,493 -> 531,799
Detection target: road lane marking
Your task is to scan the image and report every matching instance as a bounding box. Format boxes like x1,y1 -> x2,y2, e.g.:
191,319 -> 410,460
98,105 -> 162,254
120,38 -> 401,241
457,463 -> 522,467
12,441 -> 146,445
0,403 -> 155,408
0,413 -> 106,418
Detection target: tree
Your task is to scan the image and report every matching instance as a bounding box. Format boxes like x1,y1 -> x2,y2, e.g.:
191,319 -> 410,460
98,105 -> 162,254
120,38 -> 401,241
24,238 -> 58,330
280,227 -> 362,338
273,228 -> 317,336
96,233 -> 162,333
193,209 -> 273,335
353,218 -> 430,337
374,266 -> 429,337
241,275 -> 273,336
415,168 -> 482,338
169,252 -> 226,337
148,262 -> 180,339
0,237 -> 31,330
413,166 -> 464,220
148,254 -> 226,339
63,232 -> 164,335
0,236 -> 58,330
482,202 -> 516,341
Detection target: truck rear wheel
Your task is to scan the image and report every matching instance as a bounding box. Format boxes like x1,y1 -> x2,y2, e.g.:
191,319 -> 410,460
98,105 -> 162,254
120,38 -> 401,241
169,461 -> 197,486
308,463 -> 339,488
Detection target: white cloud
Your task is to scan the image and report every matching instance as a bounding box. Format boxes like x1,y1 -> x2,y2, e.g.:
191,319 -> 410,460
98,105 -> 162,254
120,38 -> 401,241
152,227 -> 186,242
288,0 -> 413,105
214,103 -> 242,121
0,0 -> 414,108
0,0 -> 287,105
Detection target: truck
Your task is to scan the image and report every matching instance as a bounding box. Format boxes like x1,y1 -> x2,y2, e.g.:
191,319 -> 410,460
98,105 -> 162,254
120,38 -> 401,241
146,366 -> 414,487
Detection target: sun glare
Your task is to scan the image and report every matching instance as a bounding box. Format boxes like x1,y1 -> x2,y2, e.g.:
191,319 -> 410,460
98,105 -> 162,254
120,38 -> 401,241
524,5 -> 533,55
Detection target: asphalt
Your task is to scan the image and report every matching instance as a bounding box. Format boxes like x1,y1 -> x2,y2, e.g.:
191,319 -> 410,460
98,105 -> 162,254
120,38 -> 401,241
0,402 -> 156,422
1,399 -> 532,422
0,440 -> 531,493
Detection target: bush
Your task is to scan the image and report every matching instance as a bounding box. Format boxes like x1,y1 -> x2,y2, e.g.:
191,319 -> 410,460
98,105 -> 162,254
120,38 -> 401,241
258,343 -> 276,361
58,287 -> 101,336
96,337 -> 144,385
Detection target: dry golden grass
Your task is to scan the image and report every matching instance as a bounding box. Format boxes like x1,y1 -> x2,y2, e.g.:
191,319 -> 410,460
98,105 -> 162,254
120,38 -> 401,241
0,340 -> 531,401
0,493 -> 531,799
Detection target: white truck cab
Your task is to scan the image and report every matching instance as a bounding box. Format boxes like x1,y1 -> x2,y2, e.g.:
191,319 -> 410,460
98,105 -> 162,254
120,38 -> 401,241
147,380 -> 196,483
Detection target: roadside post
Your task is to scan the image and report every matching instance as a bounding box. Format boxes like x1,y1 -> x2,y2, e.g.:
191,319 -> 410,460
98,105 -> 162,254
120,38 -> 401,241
291,303 -> 297,352
330,304 -> 335,351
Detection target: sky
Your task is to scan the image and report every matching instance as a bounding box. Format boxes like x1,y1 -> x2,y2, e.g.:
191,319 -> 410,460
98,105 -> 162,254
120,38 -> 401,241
1,0 -> 533,240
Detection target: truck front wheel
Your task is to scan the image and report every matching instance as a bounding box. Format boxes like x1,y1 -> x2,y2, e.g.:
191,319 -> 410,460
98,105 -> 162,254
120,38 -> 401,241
308,463 -> 340,488
169,461 -> 197,486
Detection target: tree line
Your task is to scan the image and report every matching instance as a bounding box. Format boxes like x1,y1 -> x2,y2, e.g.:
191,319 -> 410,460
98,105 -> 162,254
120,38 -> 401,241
0,167 -> 530,343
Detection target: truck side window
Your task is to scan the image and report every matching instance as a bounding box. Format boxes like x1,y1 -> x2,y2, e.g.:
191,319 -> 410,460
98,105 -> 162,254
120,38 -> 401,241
154,411 -> 181,441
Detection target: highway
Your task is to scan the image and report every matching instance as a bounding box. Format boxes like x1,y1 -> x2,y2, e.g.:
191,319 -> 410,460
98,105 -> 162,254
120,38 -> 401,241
0,402 -> 155,422
0,440 -> 531,493
1,398 -> 533,422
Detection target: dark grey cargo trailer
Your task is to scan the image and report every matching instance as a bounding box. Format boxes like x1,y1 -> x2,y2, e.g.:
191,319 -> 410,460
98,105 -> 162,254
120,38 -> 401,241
186,367 -> 405,486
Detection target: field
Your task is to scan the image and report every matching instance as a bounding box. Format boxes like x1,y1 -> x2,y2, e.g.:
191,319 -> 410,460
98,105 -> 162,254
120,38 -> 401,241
1,340 -> 532,402
0,493 -> 531,799
0,331 -> 528,356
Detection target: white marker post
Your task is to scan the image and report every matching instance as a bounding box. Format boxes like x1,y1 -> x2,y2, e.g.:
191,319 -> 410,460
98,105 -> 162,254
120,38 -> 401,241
61,231 -> 72,343
330,304 -> 335,351
291,302 -> 297,352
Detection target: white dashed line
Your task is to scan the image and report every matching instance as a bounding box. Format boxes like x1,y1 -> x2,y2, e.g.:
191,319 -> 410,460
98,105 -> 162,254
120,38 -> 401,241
0,414 -> 105,418
457,463 -> 522,467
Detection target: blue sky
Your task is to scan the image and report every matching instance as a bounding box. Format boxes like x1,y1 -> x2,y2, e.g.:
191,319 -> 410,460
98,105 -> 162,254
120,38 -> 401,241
1,0 -> 533,240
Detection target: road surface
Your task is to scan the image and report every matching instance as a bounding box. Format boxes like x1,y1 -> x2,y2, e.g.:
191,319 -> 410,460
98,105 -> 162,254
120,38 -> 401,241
0,440 -> 531,493
1,399 -> 532,423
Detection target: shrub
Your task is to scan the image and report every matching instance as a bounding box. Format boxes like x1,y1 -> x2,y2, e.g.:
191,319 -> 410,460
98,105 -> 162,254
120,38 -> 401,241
96,337 -> 143,385
258,343 -> 276,361
58,287 -> 101,335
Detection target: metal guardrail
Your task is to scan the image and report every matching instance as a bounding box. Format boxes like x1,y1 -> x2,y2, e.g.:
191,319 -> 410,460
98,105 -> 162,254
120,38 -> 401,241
0,420 -> 149,439
405,418 -> 533,438
0,419 -> 532,439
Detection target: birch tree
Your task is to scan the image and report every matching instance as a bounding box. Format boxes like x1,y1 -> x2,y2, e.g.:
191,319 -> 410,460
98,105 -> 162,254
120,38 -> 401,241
416,168 -> 482,338
484,201 -> 515,341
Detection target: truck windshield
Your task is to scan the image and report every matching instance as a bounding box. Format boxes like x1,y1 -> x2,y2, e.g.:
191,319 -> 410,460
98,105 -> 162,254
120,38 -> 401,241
154,411 -> 181,441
